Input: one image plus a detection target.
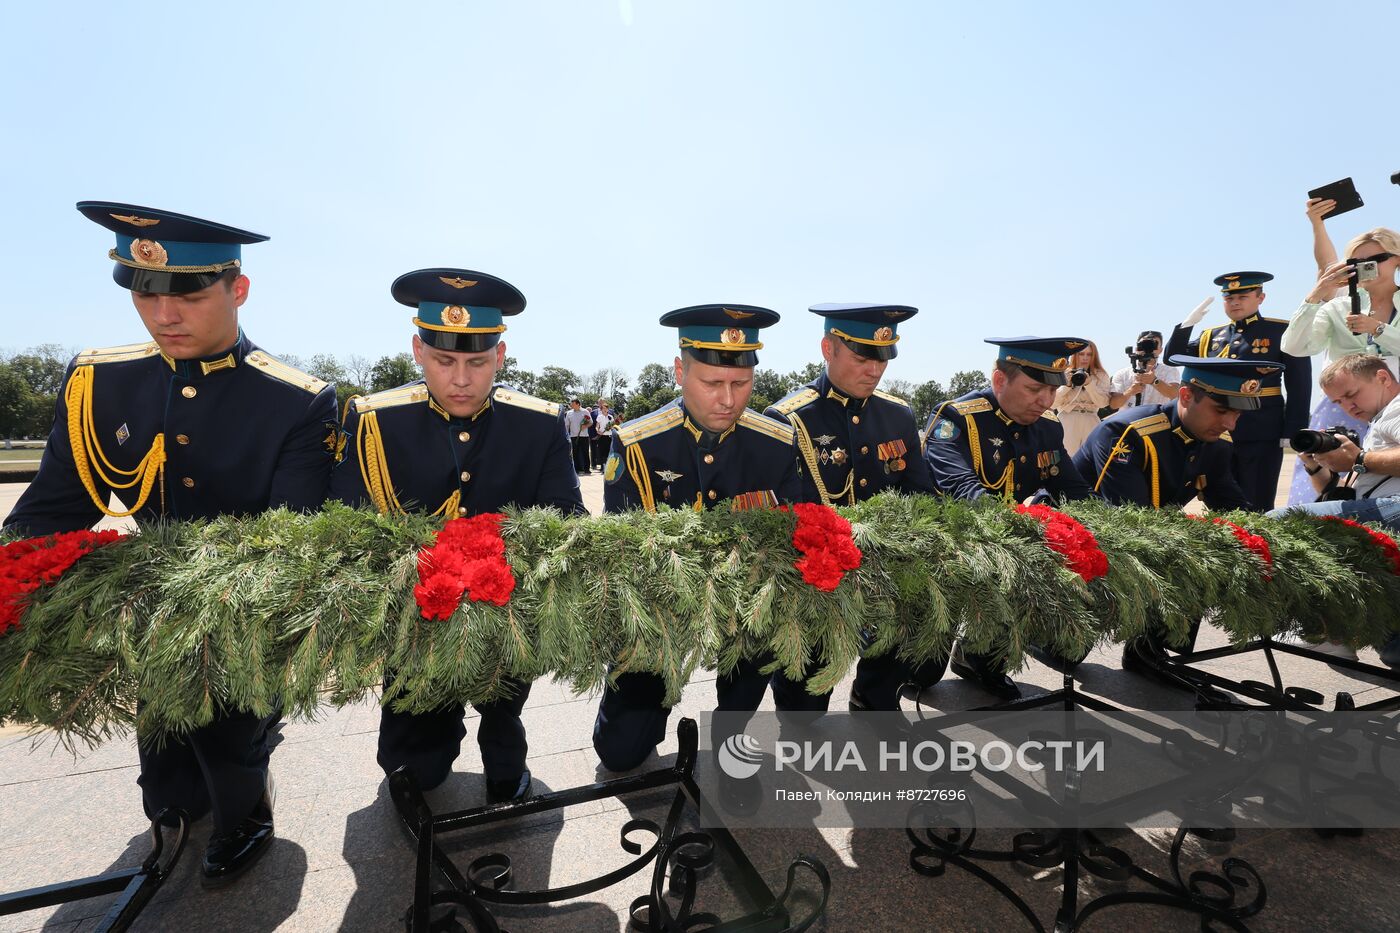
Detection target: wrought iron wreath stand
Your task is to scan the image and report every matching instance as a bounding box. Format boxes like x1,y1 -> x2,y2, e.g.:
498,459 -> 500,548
389,717 -> 831,933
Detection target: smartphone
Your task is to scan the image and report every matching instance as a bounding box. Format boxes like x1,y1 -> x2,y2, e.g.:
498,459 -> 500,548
1356,260 -> 1380,284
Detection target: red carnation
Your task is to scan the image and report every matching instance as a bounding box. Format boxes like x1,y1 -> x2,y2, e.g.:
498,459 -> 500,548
0,530 -> 125,635
1015,504 -> 1109,583
413,514 -> 516,619
1324,517 -> 1400,576
1190,516 -> 1273,580
785,502 -> 863,592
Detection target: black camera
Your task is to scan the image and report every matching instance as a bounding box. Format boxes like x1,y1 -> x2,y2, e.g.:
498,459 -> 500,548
1290,425 -> 1362,455
1124,336 -> 1158,375
1068,368 -> 1089,387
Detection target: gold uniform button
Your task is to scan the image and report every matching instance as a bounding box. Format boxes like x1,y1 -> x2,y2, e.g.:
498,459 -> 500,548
703,454 -> 715,464
181,386 -> 197,399
458,431 -> 470,442
460,471 -> 471,482
859,477 -> 869,488
176,434 -> 190,445
1019,456 -> 1027,463
861,446 -> 869,455
181,477 -> 195,488
707,490 -> 717,501
458,507 -> 468,516
851,415 -> 861,424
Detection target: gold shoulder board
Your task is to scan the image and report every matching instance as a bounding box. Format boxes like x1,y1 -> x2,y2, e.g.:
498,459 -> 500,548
75,341 -> 161,365
245,351 -> 328,394
493,387 -> 563,417
354,384 -> 428,413
872,388 -> 912,409
739,410 -> 795,445
618,406 -> 684,445
1039,410 -> 1061,423
1261,316 -> 1289,325
951,398 -> 992,415
770,388 -> 820,416
1219,430 -> 1234,443
1128,413 -> 1170,436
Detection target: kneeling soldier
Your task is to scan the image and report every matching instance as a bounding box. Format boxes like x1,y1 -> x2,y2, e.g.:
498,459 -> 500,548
765,303 -> 936,710
4,202 -> 337,886
330,268 -> 585,803
922,337 -> 1093,698
593,304 -> 803,773
1074,356 -> 1268,677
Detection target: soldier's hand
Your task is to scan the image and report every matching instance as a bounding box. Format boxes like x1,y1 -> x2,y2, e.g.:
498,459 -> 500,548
1181,296 -> 1214,328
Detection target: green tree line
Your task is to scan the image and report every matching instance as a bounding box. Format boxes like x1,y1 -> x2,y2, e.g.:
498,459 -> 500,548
0,344 -> 990,439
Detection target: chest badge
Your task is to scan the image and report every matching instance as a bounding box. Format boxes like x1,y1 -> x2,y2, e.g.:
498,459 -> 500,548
831,447 -> 847,465
655,469 -> 683,483
115,423 -> 130,446
814,434 -> 836,446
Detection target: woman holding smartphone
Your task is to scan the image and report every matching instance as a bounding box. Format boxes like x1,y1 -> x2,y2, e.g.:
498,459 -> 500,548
1281,227 -> 1400,504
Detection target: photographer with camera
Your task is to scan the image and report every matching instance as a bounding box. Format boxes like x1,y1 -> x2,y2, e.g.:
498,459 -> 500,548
1052,341 -> 1111,454
1164,272 -> 1312,511
1281,228 -> 1400,505
1271,353 -> 1400,665
1108,330 -> 1181,410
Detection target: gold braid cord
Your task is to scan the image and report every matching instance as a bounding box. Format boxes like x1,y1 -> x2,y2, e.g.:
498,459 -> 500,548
1092,425 -> 1161,508
788,412 -> 853,506
624,443 -> 656,513
354,410 -> 459,518
64,366 -> 165,517
963,412 -> 1015,503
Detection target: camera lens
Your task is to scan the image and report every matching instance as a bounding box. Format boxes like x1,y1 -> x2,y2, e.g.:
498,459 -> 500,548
1290,430 -> 1342,454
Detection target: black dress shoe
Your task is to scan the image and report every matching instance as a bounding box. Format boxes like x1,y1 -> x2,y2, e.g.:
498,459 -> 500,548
949,642 -> 1021,701
485,768 -> 532,804
848,688 -> 870,712
1120,639 -> 1190,691
201,796 -> 274,888
1026,642 -> 1081,675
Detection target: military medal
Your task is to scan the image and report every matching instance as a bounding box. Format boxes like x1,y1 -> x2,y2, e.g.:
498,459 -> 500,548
831,447 -> 847,465
731,490 -> 778,511
115,423 -> 130,446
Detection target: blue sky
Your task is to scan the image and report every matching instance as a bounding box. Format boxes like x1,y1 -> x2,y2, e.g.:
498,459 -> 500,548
4,1 -> 1399,387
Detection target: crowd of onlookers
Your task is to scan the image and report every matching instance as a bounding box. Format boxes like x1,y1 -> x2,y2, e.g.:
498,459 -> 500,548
563,397 -> 620,475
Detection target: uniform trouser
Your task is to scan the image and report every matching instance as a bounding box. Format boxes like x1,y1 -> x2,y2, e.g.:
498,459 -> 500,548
377,675 -> 532,791
591,436 -> 611,471
592,654 -> 821,772
571,437 -> 592,473
137,705 -> 279,834
1232,439 -> 1286,513
851,645 -> 950,710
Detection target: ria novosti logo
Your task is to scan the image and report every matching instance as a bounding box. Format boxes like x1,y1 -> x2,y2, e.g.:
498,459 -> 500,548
717,733 -> 764,779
